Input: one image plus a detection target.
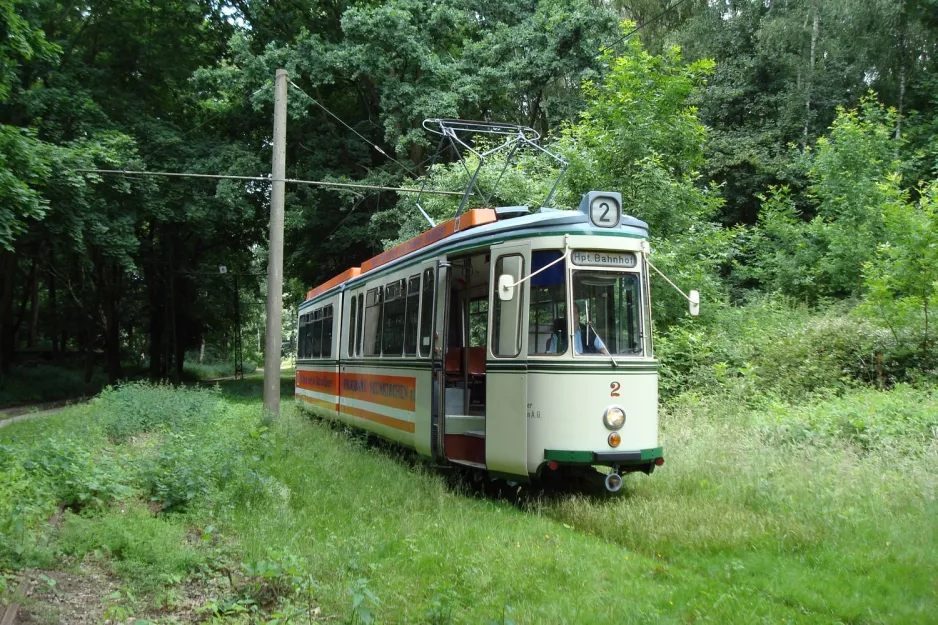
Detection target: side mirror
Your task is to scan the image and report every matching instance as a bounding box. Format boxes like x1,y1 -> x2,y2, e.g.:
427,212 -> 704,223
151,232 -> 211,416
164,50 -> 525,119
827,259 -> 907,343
497,274 -> 515,301
688,290 -> 700,316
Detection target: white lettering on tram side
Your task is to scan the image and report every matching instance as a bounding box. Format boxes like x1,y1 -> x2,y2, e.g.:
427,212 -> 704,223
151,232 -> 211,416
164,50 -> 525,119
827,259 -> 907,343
571,251 -> 637,268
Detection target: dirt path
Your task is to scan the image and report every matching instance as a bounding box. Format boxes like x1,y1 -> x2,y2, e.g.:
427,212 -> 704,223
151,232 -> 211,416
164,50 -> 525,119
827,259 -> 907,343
0,399 -> 88,429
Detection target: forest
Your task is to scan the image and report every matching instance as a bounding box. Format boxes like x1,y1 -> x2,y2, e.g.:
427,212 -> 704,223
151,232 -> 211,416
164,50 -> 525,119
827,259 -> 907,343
1,0 -> 937,394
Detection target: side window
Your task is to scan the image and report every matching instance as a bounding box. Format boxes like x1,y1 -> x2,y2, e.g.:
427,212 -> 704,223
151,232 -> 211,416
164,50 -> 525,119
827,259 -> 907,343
322,305 -> 333,358
311,308 -> 323,358
363,287 -> 382,356
469,299 -> 488,346
382,279 -> 406,356
347,295 -> 357,357
298,313 -> 307,359
492,254 -> 524,357
419,268 -> 434,357
356,293 -> 364,356
528,250 -> 567,356
404,275 -> 420,355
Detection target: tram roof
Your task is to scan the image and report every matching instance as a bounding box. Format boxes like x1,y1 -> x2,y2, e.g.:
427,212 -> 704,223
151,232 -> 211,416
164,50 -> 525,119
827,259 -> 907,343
303,200 -> 648,304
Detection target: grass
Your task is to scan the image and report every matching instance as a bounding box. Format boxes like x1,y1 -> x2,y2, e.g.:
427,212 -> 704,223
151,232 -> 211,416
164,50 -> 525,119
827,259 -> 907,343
183,360 -> 258,381
0,373 -> 935,623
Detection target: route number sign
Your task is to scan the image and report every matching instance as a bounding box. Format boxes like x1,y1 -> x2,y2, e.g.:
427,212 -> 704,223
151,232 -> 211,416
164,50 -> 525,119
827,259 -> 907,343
589,195 -> 621,228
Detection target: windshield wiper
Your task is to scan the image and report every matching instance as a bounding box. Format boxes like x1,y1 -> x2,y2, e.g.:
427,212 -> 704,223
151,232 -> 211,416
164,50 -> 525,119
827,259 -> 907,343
586,321 -> 618,368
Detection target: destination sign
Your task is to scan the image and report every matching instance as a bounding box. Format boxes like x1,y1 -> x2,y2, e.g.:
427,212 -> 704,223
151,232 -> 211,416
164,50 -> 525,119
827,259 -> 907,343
571,251 -> 637,268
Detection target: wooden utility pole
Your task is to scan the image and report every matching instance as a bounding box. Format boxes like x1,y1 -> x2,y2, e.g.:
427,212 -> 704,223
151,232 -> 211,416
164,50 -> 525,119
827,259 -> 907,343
263,69 -> 288,415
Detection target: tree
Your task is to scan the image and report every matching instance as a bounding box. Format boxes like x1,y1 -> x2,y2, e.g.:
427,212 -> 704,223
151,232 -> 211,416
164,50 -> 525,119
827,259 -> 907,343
747,96 -> 901,301
560,29 -> 729,327
859,177 -> 938,368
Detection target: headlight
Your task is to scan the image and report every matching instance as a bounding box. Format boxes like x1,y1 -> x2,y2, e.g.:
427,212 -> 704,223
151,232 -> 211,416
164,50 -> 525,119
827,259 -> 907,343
603,405 -> 625,430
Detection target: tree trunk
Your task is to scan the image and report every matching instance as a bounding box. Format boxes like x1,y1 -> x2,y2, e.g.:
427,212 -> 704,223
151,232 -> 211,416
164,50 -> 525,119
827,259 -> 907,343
804,0 -> 819,144
100,262 -> 123,383
27,266 -> 39,348
895,1 -> 907,141
145,233 -> 165,380
175,335 -> 185,381
50,270 -> 59,356
0,250 -> 18,375
199,337 -> 205,364
168,236 -> 179,384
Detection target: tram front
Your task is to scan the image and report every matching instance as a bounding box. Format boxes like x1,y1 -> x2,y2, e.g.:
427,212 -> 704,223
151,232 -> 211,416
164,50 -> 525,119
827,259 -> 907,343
494,192 -> 666,491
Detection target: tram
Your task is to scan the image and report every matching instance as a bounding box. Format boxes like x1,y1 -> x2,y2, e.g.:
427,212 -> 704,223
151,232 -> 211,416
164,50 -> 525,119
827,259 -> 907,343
295,121 -> 696,492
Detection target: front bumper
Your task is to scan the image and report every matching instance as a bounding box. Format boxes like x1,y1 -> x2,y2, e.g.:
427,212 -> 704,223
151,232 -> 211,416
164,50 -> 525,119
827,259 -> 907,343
544,446 -> 663,466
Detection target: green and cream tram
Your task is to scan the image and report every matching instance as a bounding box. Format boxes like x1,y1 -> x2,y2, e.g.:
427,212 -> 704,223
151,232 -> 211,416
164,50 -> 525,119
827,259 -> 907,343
296,191 -> 667,491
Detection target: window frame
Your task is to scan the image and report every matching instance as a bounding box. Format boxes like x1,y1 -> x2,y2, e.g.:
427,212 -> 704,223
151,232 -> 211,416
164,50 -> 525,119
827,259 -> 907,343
491,253 -> 525,358
381,278 -> 407,357
347,294 -> 357,358
363,286 -> 383,357
404,274 -> 420,356
418,268 -> 434,358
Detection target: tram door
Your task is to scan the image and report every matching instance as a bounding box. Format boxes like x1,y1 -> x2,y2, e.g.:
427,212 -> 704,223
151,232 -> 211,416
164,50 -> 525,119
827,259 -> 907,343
429,257 -> 451,463
435,253 -> 491,468
486,242 -> 530,477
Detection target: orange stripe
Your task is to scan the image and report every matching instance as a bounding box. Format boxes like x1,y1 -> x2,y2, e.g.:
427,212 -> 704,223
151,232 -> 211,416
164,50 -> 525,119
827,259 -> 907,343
303,210 -> 495,303
340,373 -> 416,411
296,370 -> 339,395
360,208 -> 496,272
339,404 -> 415,433
306,267 -> 361,302
296,394 -> 338,411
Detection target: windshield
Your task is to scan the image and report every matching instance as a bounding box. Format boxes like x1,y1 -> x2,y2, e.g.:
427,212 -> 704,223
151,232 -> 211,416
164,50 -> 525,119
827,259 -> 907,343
571,270 -> 643,356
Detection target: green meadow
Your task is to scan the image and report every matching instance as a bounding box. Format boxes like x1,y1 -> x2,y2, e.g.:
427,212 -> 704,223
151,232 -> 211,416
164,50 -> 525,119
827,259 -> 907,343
1,372 -> 935,623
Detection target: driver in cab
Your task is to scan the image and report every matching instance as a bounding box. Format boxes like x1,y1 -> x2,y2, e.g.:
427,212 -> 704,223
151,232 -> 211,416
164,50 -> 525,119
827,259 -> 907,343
547,303 -> 610,355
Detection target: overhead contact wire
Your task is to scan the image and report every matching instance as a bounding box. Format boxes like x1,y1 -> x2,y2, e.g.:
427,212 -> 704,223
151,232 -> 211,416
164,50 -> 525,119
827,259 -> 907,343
71,169 -> 468,196
287,80 -> 420,178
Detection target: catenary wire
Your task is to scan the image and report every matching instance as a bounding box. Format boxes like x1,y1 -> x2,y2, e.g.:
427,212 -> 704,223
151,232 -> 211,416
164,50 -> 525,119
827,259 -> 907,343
287,80 -> 420,178
71,169 -> 468,196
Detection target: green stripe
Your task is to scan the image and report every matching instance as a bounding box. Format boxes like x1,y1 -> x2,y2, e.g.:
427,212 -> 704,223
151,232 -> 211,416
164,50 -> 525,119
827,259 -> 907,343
544,446 -> 664,465
544,450 -> 594,463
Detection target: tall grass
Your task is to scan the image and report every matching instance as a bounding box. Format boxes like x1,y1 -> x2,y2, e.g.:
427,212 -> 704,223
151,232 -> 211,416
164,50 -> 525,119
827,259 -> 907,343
1,378 -> 935,622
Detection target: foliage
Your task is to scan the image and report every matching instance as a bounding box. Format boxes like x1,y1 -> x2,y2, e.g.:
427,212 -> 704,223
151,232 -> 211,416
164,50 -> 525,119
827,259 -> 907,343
559,30 -> 731,327
57,503 -> 207,588
656,295 -> 891,401
0,362 -> 111,408
94,382 -> 223,443
746,96 -> 903,300
858,177 -> 938,370
758,384 -> 938,454
561,29 -> 717,236
25,437 -> 132,509
0,382 -> 271,573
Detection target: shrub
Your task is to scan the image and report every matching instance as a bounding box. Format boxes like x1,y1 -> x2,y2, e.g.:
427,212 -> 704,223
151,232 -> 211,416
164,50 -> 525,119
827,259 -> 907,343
0,444 -> 57,564
57,503 -> 206,587
25,437 -> 131,510
656,295 -> 890,401
757,385 -> 938,453
95,382 -> 223,442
